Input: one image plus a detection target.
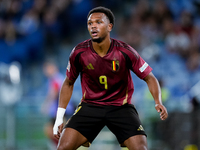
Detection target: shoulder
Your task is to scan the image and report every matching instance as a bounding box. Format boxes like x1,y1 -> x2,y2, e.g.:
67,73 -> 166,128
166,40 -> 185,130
112,38 -> 139,59
70,39 -> 91,58
74,39 -> 91,51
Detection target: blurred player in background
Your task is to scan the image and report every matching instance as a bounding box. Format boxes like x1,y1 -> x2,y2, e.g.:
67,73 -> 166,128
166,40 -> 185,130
41,59 -> 75,149
53,6 -> 168,150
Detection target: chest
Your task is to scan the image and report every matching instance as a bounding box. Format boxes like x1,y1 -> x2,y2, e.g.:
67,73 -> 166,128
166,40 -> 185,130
80,50 -> 127,77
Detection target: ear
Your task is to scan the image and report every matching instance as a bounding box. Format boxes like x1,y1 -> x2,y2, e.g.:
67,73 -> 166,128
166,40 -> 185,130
108,23 -> 113,32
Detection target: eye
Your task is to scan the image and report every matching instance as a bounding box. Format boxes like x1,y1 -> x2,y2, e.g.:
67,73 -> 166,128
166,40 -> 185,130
88,22 -> 92,25
97,21 -> 101,24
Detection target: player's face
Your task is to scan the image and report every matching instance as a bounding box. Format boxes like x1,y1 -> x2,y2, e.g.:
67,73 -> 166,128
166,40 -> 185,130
43,63 -> 56,77
87,13 -> 112,43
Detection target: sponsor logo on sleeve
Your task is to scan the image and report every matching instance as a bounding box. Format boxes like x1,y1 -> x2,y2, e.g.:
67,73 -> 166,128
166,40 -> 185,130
67,61 -> 70,72
139,62 -> 148,73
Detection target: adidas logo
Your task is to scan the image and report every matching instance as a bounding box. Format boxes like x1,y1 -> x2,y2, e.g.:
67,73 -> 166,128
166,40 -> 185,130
86,63 -> 94,70
137,125 -> 144,131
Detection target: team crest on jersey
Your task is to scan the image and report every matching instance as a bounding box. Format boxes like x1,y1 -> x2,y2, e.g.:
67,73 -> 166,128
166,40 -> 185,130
112,60 -> 119,71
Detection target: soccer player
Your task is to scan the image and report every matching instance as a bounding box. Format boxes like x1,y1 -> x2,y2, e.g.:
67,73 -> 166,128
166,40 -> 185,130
53,6 -> 168,150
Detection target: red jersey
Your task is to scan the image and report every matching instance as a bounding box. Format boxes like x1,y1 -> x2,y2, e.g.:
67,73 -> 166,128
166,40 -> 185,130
66,38 -> 152,106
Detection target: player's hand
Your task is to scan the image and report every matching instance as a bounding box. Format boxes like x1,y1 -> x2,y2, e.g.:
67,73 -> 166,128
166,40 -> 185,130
155,104 -> 168,120
53,118 -> 63,139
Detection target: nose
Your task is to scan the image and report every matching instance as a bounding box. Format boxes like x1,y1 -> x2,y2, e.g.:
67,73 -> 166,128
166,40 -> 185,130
91,22 -> 97,29
92,26 -> 97,30
91,25 -> 96,29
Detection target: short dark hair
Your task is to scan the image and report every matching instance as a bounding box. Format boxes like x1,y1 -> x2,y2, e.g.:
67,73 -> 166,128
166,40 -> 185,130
87,6 -> 115,27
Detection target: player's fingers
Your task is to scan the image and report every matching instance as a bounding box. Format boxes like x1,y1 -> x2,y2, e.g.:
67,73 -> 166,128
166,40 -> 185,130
160,108 -> 168,120
54,133 -> 60,140
53,127 -> 62,140
155,104 -> 168,120
58,124 -> 63,135
161,114 -> 167,120
160,113 -> 165,120
53,117 -> 63,139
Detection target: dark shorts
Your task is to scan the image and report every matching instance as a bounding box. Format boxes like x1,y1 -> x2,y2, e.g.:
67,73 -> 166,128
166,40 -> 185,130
65,102 -> 146,144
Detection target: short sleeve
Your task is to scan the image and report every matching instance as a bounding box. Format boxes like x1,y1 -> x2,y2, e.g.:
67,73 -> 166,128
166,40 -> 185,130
126,45 -> 152,79
66,48 -> 80,81
132,56 -> 152,79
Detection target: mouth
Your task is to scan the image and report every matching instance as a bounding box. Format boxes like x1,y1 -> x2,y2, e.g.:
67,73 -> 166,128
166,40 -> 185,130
91,30 -> 98,37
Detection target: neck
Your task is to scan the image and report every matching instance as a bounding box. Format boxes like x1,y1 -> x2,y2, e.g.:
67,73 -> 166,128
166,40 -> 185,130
92,36 -> 111,57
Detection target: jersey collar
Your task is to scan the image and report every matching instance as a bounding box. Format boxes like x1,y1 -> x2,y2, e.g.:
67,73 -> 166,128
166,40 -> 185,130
89,38 -> 114,55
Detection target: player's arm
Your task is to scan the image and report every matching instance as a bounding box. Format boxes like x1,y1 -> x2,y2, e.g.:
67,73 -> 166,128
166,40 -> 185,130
58,77 -> 74,109
143,72 -> 168,120
53,77 -> 75,139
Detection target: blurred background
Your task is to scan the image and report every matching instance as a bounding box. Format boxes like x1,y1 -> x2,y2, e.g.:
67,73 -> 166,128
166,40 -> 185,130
0,0 -> 200,150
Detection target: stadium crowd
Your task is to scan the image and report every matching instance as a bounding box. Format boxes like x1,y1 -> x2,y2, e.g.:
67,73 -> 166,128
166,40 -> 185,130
0,0 -> 121,64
